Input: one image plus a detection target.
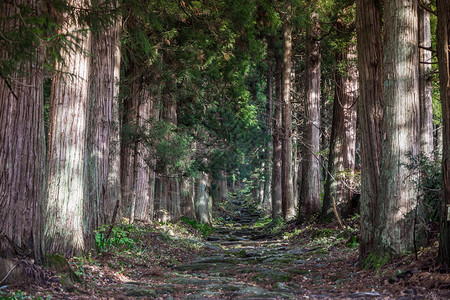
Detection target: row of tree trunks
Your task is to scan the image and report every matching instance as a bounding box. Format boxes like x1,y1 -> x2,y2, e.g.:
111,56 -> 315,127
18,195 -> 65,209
437,0 -> 450,268
299,13 -> 321,222
0,0 -> 45,262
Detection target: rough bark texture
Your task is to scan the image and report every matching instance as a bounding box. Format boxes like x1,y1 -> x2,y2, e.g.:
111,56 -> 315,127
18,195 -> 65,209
437,0 -> 450,267
195,172 -> 212,225
219,171 -> 228,203
88,14 -> 121,228
375,0 -> 420,257
0,0 -> 44,261
272,55 -> 283,219
323,42 -> 358,219
133,87 -> 153,222
164,95 -> 181,221
45,0 -> 93,257
300,14 -> 321,221
263,52 -> 274,212
281,22 -> 295,221
182,178 -> 196,219
120,66 -> 139,221
356,0 -> 383,260
106,17 -> 122,225
419,0 -> 434,158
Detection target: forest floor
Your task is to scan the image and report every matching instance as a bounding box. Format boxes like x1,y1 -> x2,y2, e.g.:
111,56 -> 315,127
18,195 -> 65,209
2,195 -> 450,299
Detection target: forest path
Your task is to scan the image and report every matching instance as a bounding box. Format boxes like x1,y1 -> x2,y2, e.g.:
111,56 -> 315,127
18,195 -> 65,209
110,198 -> 385,299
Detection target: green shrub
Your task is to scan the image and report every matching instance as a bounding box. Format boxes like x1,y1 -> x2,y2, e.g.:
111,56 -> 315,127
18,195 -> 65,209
180,216 -> 215,237
95,223 -> 138,252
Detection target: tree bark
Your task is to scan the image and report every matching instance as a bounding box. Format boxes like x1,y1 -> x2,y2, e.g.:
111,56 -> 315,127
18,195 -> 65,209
281,21 -> 295,221
0,0 -> 45,261
106,17 -> 123,225
264,49 -> 274,212
45,0 -> 93,257
323,41 -> 358,219
419,0 -> 434,158
133,87 -> 153,222
182,177 -> 196,219
375,0 -> 421,257
195,172 -> 212,225
272,53 -> 283,219
300,13 -> 321,221
356,0 -> 383,260
437,0 -> 450,267
88,10 -> 121,228
120,66 -> 139,222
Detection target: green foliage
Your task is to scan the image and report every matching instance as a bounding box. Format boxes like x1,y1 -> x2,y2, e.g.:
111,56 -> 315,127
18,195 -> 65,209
95,224 -> 138,252
363,252 -> 390,270
0,287 -> 51,300
180,216 -> 215,237
406,153 -> 441,223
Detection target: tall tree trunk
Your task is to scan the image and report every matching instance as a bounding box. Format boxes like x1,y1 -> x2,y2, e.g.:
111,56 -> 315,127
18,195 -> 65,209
45,0 -> 93,257
195,172 -> 212,225
106,17 -> 123,225
264,51 -> 273,212
182,177 -> 196,219
300,13 -> 321,221
437,0 -> 450,267
88,11 -> 121,228
272,54 -> 283,219
163,95 -> 181,221
120,66 -> 139,222
281,21 -> 295,220
356,0 -> 383,260
322,41 -> 358,219
133,88 -> 153,222
419,0 -> 434,158
219,171 -> 228,203
374,0 -> 420,258
0,0 -> 44,261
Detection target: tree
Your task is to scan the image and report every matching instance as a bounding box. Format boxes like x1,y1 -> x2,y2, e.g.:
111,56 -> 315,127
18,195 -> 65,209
195,171 -> 212,225
0,0 -> 45,261
437,0 -> 450,267
419,0 -> 434,158
374,0 -> 421,258
300,11 -> 321,221
44,0 -> 94,257
356,0 -> 383,260
272,50 -> 283,219
281,19 -> 296,220
323,31 -> 358,219
88,6 -> 122,228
